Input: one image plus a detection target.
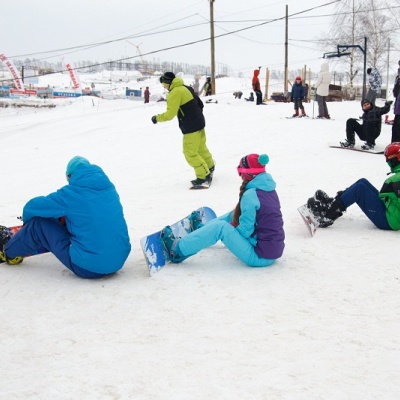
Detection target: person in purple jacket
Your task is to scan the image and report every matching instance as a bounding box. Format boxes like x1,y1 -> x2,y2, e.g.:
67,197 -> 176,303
161,153 -> 285,267
392,75 -> 400,143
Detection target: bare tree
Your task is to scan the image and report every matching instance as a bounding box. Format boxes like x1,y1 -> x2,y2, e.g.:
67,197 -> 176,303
321,0 -> 395,90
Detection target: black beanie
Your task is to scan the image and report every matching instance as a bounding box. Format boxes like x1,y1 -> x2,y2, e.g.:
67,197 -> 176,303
160,72 -> 175,84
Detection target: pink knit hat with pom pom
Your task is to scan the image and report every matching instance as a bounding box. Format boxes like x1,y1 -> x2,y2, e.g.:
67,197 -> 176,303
237,153 -> 269,181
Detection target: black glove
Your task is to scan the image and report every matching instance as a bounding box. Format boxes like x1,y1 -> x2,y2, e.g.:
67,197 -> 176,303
151,115 -> 157,124
385,100 -> 393,106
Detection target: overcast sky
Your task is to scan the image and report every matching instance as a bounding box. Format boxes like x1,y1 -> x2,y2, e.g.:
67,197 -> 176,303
1,0 -> 338,76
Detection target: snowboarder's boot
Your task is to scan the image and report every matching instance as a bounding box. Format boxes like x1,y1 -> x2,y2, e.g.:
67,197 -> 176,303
340,139 -> 355,148
319,196 -> 346,228
0,226 -> 23,265
189,211 -> 203,232
160,226 -> 187,263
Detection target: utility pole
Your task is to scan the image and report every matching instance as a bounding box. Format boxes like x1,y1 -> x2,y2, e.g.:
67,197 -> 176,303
284,5 -> 288,95
210,0 -> 216,94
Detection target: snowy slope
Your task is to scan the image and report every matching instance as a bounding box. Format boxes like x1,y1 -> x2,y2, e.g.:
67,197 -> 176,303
0,76 -> 399,400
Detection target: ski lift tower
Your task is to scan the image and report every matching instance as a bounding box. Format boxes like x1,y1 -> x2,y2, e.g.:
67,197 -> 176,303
323,37 -> 367,100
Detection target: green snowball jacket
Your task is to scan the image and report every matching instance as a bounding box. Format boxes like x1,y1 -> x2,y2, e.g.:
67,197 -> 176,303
379,163 -> 400,230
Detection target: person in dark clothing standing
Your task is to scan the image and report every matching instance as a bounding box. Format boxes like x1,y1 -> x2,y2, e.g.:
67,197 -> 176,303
252,67 -> 263,105
392,75 -> 400,142
144,87 -> 150,103
340,99 -> 392,150
290,76 -> 307,117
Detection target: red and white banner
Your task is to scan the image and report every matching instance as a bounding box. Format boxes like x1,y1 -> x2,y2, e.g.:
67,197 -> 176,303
63,58 -> 82,94
0,53 -> 25,91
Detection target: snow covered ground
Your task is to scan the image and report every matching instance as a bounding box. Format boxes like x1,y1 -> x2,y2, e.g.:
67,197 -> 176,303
1,75 -> 399,399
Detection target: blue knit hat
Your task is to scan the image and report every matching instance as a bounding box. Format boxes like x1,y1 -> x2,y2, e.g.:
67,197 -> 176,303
66,156 -> 90,176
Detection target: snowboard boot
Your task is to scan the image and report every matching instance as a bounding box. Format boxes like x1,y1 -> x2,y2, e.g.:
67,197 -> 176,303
160,226 -> 187,263
314,190 -> 334,206
319,195 -> 346,228
191,177 -> 207,186
361,142 -> 375,150
0,226 -> 23,265
206,165 -> 215,183
189,211 -> 203,232
340,139 -> 355,148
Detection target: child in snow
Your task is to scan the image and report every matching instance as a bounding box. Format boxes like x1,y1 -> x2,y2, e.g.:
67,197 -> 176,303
245,92 -> 255,102
0,156 -> 131,278
341,99 -> 392,150
160,153 -> 285,267
307,142 -> 400,230
291,76 -> 307,117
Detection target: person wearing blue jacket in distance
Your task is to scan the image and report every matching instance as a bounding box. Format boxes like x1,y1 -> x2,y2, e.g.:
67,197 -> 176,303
291,76 -> 307,117
161,153 -> 285,267
0,156 -> 131,278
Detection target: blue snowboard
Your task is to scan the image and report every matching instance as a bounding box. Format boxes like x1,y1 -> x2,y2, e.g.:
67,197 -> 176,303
140,206 -> 217,276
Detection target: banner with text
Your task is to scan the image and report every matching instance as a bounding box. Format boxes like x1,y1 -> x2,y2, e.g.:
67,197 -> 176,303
0,53 -> 25,91
63,58 -> 82,94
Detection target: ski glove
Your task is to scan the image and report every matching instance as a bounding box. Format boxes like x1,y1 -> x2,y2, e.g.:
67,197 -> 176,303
151,116 -> 157,124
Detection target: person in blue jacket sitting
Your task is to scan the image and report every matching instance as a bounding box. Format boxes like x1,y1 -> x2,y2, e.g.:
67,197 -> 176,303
0,156 -> 131,279
161,153 -> 285,267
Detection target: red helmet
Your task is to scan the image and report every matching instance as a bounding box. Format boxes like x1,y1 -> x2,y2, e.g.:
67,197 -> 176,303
295,76 -> 302,81
384,142 -> 400,162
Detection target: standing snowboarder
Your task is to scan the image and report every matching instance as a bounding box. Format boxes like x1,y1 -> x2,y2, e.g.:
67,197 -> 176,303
151,72 -> 215,187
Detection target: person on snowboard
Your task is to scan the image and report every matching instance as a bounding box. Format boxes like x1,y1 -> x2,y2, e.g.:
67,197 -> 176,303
151,72 -> 215,187
252,67 -> 263,105
340,99 -> 392,151
160,153 -> 285,267
290,76 -> 307,117
307,142 -> 400,231
0,156 -> 131,278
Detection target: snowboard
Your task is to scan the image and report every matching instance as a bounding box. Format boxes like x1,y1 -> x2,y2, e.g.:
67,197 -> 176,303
0,225 -> 48,261
297,204 -> 318,237
140,206 -> 217,276
329,143 -> 384,154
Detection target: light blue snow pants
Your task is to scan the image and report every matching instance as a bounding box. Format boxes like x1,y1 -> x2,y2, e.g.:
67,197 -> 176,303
175,215 -> 276,267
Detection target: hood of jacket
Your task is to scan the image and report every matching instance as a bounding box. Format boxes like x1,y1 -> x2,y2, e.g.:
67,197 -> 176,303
320,63 -> 329,72
245,172 -> 276,192
168,76 -> 185,91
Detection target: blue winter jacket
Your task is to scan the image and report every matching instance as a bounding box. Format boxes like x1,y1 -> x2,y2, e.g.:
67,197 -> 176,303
291,82 -> 304,101
236,173 -> 285,259
22,164 -> 131,274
